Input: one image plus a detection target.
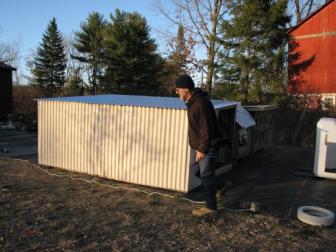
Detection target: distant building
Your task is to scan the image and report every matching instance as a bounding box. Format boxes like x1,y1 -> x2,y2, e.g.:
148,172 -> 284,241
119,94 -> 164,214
0,61 -> 16,119
288,0 -> 336,107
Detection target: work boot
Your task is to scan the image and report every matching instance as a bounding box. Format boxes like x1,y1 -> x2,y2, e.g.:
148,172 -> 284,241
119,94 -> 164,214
216,181 -> 233,202
192,207 -> 216,217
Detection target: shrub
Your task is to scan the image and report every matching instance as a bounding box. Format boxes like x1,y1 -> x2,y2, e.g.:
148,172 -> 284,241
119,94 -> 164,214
12,85 -> 46,125
272,95 -> 335,147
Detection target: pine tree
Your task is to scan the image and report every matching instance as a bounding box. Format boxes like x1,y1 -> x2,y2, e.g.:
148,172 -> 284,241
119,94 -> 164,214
219,0 -> 289,103
32,17 -> 67,97
72,12 -> 106,94
102,9 -> 162,94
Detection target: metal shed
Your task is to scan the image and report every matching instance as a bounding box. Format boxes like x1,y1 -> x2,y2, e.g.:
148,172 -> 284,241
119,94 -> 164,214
37,94 -> 237,192
0,61 -> 16,119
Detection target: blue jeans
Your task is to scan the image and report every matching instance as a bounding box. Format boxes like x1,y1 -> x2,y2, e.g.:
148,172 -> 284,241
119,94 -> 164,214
190,149 -> 218,210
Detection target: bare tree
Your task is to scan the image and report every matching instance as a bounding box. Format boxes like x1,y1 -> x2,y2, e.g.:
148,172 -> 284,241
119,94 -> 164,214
63,33 -> 86,87
288,0 -> 326,25
0,38 -> 22,84
0,41 -> 19,64
153,0 -> 227,96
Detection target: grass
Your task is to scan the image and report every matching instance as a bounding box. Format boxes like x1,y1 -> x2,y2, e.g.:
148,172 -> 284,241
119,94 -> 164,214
0,158 -> 335,251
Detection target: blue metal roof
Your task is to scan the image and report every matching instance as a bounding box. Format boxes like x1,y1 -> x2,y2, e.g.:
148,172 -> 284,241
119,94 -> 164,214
38,94 -> 237,110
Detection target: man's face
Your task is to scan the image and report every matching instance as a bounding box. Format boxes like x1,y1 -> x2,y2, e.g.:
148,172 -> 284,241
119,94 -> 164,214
175,88 -> 189,101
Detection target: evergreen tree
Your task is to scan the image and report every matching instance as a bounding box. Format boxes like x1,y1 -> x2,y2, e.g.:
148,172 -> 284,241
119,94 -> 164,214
32,17 -> 67,97
102,9 -> 162,94
219,0 -> 289,103
72,12 -> 106,94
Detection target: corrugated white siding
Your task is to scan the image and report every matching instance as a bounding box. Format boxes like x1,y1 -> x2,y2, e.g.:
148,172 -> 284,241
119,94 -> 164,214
38,101 -> 195,192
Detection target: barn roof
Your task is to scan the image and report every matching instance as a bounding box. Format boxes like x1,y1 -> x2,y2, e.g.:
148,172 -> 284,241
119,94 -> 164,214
288,0 -> 335,34
0,61 -> 16,71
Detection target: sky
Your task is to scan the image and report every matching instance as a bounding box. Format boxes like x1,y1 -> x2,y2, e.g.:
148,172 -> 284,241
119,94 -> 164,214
0,0 -> 177,82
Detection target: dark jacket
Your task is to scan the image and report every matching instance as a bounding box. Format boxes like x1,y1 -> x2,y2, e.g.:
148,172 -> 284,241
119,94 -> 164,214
186,88 -> 220,154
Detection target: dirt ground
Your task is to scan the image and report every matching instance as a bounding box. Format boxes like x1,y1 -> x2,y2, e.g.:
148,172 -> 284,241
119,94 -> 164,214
0,158 -> 335,251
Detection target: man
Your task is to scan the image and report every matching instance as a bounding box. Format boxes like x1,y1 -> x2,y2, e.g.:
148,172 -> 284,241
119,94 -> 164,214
175,74 -> 221,217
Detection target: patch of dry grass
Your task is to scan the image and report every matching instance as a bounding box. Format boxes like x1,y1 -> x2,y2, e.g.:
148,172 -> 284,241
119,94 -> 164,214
0,158 -> 335,251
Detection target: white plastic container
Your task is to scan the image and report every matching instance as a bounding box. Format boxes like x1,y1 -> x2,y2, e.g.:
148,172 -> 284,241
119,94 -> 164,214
314,118 -> 336,179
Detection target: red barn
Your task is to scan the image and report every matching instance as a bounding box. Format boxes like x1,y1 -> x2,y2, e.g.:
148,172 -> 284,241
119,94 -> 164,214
288,0 -> 336,107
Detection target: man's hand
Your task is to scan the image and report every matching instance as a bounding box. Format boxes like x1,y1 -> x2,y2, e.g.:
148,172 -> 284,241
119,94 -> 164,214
196,151 -> 205,162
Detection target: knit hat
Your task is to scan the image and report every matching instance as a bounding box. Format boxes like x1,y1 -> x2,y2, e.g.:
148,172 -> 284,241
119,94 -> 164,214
175,74 -> 195,89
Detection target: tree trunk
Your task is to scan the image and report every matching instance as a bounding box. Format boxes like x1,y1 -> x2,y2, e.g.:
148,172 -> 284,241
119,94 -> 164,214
205,0 -> 222,97
206,49 -> 215,96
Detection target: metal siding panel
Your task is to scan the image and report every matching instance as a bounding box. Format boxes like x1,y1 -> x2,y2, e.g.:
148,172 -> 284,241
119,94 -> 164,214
94,104 -> 100,176
156,108 -> 162,187
111,105 -> 117,180
77,103 -> 82,173
142,107 -> 148,185
158,108 -> 165,187
120,106 -> 126,181
130,106 -> 137,183
133,107 -> 142,183
96,105 -> 101,176
177,109 -> 191,191
48,102 -> 53,167
87,103 -> 93,175
183,111 -> 191,192
72,102 -> 77,172
162,109 -> 169,188
100,105 -> 109,177
49,102 -> 54,166
43,101 -> 48,165
171,110 -> 177,190
115,106 -> 120,180
150,108 -> 158,186
57,102 -> 64,167
63,102 -> 69,170
39,101 -> 43,164
94,104 -> 98,175
47,102 -> 52,166
148,107 -> 156,186
68,102 -> 73,170
103,104 -> 109,178
164,108 -> 171,189
82,103 -> 88,174
105,105 -> 111,178
39,101 -> 196,192
59,102 -> 64,169
38,101 -> 41,164
168,109 -> 175,189
88,104 -> 93,175
162,108 -> 168,189
66,102 -> 70,171
179,109 -> 187,192
100,104 -> 105,176
61,102 -> 66,170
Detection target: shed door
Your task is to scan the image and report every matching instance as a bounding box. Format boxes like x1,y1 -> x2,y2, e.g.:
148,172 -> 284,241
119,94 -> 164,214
217,107 -> 236,164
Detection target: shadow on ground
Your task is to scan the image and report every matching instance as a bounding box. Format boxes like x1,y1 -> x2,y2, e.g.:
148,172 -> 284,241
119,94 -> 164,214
189,146 -> 336,220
